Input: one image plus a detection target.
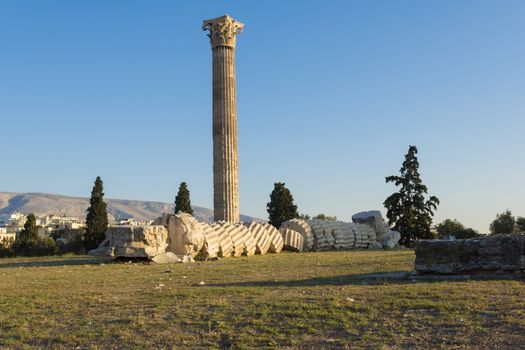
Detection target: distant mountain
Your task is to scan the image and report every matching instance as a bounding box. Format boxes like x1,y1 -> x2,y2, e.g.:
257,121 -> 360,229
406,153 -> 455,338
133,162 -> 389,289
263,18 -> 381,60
0,192 -> 260,224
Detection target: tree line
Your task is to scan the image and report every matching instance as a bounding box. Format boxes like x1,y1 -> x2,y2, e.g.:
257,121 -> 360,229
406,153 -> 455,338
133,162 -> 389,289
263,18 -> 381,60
1,145 -> 522,257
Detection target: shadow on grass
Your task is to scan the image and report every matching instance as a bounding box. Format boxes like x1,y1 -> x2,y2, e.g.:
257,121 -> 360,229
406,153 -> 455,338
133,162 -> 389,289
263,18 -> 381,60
206,271 -> 525,287
0,255 -> 114,269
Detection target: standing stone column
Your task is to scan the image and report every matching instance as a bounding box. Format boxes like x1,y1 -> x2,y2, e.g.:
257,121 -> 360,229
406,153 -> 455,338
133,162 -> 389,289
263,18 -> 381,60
202,15 -> 244,223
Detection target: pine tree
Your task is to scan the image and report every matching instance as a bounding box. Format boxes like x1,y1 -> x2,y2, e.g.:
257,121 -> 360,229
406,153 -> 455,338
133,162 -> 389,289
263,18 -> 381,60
174,182 -> 193,215
85,176 -> 109,250
267,182 -> 299,228
383,146 -> 440,246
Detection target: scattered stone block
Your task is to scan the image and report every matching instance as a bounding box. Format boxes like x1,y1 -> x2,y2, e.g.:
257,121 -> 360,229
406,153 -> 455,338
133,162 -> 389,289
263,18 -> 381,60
415,234 -> 525,274
164,213 -> 205,258
281,228 -> 304,252
235,223 -> 257,256
352,210 -> 389,236
246,222 -> 271,255
200,222 -> 221,259
265,223 -> 283,253
89,225 -> 168,258
151,252 -> 182,264
280,219 -> 314,251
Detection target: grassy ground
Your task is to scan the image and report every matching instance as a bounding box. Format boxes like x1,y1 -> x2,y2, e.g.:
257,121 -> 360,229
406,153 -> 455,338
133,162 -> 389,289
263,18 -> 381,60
0,250 -> 523,349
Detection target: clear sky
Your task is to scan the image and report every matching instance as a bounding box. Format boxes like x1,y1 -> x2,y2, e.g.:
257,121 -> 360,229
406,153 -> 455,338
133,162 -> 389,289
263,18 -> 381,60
1,0 -> 524,232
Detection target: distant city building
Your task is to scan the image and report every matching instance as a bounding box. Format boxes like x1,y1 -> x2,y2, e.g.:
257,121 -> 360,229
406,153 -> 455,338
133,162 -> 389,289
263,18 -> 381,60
115,218 -> 153,226
39,215 -> 85,233
0,227 -> 16,245
0,212 -> 27,228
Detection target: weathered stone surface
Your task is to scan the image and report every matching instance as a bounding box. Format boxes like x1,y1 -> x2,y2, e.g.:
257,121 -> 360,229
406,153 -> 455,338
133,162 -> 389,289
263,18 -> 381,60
162,213 -> 204,258
352,210 -> 389,236
309,219 -> 336,251
229,222 -> 249,257
415,234 -> 525,274
214,221 -> 235,257
382,230 -> 401,249
203,15 -> 244,223
368,241 -> 384,250
281,228 -> 304,252
151,252 -> 182,264
89,225 -> 168,258
236,223 -> 257,256
279,219 -> 379,251
200,222 -> 221,259
280,219 -> 314,251
246,222 -> 272,255
265,223 -> 284,253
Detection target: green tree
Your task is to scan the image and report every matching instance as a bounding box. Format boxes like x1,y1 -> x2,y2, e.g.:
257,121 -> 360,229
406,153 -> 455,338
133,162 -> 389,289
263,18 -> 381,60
455,228 -> 479,239
18,213 -> 39,243
516,217 -> 525,233
436,219 -> 465,237
267,182 -> 299,228
12,213 -> 57,256
436,219 -> 478,239
489,210 -> 516,234
174,182 -> 193,215
85,176 -> 109,250
383,145 -> 440,246
313,214 -> 337,221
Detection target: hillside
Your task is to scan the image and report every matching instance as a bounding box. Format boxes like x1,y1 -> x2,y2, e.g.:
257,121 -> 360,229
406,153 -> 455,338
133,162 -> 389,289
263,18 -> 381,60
0,192 -> 258,223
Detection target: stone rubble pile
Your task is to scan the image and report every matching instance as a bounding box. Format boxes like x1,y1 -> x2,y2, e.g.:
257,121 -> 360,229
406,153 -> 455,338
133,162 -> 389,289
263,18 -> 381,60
89,210 -> 399,263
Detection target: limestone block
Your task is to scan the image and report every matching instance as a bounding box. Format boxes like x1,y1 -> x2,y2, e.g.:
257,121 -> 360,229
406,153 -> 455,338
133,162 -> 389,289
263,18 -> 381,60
281,228 -> 304,252
164,213 -> 205,258
280,219 -> 314,251
214,221 -> 235,258
151,252 -> 182,264
228,223 -> 247,257
265,223 -> 283,253
200,222 -> 221,259
415,234 -> 525,274
332,222 -> 356,249
246,222 -> 271,255
236,223 -> 257,256
368,242 -> 384,250
89,225 -> 168,258
352,210 -> 390,236
381,230 -> 401,249
309,219 -> 336,251
152,214 -> 170,227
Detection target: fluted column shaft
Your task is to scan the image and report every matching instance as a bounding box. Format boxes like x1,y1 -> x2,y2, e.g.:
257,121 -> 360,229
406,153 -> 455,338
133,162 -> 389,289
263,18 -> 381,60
212,45 -> 239,222
203,15 -> 243,223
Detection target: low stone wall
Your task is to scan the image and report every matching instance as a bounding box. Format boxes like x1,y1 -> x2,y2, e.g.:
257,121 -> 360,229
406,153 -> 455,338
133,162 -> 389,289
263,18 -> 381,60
415,234 -> 525,274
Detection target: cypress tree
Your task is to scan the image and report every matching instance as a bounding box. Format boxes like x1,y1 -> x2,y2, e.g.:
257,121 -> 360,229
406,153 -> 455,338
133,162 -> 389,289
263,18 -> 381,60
85,176 -> 109,250
174,182 -> 193,215
383,146 -> 440,246
18,213 -> 39,243
267,182 -> 299,228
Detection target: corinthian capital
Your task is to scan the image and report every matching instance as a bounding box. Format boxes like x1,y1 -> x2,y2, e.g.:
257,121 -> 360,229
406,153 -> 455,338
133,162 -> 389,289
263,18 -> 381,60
202,15 -> 244,49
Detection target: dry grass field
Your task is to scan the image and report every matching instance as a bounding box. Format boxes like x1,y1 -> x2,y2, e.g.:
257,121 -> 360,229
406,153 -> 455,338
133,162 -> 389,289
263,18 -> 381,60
0,250 -> 523,349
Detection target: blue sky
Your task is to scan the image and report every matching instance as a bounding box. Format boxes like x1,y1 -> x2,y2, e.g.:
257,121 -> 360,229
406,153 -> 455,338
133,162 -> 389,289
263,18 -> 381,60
1,1 -> 524,232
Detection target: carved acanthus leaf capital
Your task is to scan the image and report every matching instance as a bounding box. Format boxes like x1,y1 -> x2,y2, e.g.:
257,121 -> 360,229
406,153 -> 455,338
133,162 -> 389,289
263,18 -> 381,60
202,15 -> 244,49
